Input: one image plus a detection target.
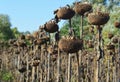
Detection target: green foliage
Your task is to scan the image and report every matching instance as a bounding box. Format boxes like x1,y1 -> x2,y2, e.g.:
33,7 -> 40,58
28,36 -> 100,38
2,72 -> 13,81
60,15 -> 81,37
81,0 -> 107,5
60,14 -> 91,39
0,14 -> 27,41
102,5 -> 120,44
22,31 -> 31,35
60,22 -> 70,36
60,0 -> 120,44
0,70 -> 13,81
11,27 -> 21,39
0,14 -> 15,40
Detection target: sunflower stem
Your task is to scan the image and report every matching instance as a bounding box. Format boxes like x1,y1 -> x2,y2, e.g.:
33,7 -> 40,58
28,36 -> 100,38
76,52 -> 80,82
80,15 -> 83,39
68,53 -> 71,82
47,53 -> 50,82
57,48 -> 60,82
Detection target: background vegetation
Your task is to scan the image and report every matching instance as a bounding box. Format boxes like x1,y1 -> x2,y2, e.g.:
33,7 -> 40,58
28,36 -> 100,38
0,0 -> 119,81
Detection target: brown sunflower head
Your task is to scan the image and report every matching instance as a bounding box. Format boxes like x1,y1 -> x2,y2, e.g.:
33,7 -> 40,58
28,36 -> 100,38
73,2 -> 92,16
114,21 -> 120,29
88,12 -> 110,25
54,5 -> 75,20
58,36 -> 83,53
44,20 -> 59,33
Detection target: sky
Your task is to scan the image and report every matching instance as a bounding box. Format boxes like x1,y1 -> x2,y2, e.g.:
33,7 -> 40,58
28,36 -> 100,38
0,0 -> 76,33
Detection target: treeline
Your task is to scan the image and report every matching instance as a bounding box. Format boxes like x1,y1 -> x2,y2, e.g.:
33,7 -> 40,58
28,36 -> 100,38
60,0 -> 120,43
0,14 -> 30,41
0,0 -> 119,41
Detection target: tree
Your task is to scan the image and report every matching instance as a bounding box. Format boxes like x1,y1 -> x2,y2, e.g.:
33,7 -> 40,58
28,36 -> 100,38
0,14 -> 14,40
11,27 -> 21,39
60,0 -> 120,41
60,14 -> 90,39
22,31 -> 31,35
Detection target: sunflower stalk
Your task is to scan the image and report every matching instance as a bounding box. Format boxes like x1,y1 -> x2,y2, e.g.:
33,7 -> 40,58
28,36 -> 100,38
80,15 -> 83,39
76,52 -> 80,82
68,53 -> 72,82
57,48 -> 61,82
26,53 -> 29,82
47,53 -> 50,82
